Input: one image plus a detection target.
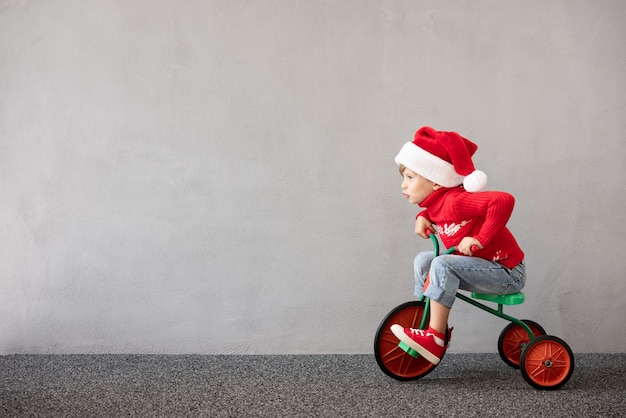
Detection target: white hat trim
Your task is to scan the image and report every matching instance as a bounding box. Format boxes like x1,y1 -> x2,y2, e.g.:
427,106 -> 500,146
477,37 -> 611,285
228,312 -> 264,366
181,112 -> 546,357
394,142 -> 464,187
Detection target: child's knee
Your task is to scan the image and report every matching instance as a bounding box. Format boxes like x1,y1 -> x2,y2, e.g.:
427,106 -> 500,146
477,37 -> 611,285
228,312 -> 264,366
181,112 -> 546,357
414,251 -> 433,273
431,254 -> 456,269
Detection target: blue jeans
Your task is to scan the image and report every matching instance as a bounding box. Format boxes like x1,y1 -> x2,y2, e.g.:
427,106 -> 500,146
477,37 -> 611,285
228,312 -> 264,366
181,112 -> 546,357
414,251 -> 526,309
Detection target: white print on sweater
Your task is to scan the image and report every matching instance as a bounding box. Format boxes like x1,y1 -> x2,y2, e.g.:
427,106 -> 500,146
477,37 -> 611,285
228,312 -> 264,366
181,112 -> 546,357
492,250 -> 504,261
441,220 -> 473,237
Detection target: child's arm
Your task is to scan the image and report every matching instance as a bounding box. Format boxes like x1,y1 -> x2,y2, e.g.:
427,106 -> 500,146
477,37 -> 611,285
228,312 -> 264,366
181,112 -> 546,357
453,191 -> 515,247
415,213 -> 435,239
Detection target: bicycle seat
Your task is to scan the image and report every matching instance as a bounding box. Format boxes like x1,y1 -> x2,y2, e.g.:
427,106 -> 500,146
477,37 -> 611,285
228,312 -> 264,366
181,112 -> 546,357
470,292 -> 525,305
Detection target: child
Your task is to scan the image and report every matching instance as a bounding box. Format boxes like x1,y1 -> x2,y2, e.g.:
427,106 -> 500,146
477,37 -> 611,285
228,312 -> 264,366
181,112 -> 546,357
390,126 -> 526,365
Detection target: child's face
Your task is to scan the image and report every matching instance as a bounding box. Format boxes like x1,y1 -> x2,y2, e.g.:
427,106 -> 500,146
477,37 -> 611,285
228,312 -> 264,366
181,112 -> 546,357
401,168 -> 438,205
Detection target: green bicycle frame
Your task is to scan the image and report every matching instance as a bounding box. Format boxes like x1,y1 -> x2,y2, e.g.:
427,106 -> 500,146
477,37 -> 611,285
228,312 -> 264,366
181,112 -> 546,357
417,233 -> 534,340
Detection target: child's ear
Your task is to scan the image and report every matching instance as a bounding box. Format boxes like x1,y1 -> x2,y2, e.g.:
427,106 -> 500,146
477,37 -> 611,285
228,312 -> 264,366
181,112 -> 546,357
433,183 -> 443,190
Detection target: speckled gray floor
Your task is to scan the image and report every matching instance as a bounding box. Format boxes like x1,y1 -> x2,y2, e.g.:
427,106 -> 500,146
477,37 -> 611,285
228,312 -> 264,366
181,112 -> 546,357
1,354 -> 625,417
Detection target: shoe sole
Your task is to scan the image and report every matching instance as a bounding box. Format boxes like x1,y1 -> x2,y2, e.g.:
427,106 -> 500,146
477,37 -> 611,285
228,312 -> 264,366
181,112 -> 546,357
390,324 -> 441,365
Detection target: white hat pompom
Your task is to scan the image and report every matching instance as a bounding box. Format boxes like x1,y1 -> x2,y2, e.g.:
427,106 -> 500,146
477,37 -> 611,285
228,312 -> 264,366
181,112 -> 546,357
463,170 -> 487,192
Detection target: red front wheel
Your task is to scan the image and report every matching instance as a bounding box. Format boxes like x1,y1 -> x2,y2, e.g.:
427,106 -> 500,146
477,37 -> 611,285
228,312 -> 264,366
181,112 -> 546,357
374,301 -> 440,381
520,335 -> 575,390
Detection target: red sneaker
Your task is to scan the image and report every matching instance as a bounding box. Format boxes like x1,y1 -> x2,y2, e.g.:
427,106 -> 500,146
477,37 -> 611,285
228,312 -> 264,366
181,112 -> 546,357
390,325 -> 447,365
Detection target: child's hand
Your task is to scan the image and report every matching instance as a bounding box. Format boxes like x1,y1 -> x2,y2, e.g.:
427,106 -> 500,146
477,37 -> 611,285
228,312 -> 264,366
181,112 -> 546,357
415,216 -> 435,239
457,237 -> 483,255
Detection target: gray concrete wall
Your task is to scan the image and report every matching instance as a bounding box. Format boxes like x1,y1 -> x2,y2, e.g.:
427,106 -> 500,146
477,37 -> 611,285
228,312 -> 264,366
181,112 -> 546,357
1,0 -> 625,354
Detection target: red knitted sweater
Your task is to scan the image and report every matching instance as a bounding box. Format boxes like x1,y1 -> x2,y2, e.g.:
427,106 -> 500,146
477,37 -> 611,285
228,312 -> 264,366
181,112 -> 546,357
417,187 -> 524,268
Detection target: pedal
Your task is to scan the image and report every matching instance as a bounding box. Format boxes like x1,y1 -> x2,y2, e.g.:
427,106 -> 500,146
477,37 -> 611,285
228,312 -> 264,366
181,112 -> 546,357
398,341 -> 420,359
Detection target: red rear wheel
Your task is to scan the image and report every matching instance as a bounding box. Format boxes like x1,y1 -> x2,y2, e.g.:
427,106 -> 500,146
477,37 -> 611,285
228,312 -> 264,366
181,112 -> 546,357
520,335 -> 575,390
374,301 -> 440,381
498,320 -> 546,369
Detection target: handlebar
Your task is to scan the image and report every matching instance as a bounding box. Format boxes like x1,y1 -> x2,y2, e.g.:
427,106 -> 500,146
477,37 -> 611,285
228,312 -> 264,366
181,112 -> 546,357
425,229 -> 440,255
425,229 -> 480,255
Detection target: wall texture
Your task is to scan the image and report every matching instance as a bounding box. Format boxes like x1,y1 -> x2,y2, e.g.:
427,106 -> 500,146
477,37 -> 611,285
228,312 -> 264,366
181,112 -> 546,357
1,0 -> 625,354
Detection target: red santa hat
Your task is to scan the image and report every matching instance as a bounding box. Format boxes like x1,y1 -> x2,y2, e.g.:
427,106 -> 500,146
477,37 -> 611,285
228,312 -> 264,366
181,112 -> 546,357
394,126 -> 487,192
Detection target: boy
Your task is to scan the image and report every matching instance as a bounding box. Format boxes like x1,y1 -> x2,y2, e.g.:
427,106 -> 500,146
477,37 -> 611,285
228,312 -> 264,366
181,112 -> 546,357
391,126 -> 526,365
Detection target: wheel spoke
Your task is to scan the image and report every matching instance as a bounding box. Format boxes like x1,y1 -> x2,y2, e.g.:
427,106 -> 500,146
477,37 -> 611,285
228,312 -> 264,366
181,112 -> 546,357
409,308 -> 424,328
399,355 -> 412,375
512,328 -> 527,342
381,334 -> 399,345
382,346 -> 405,361
527,361 -> 545,378
504,340 -> 522,356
